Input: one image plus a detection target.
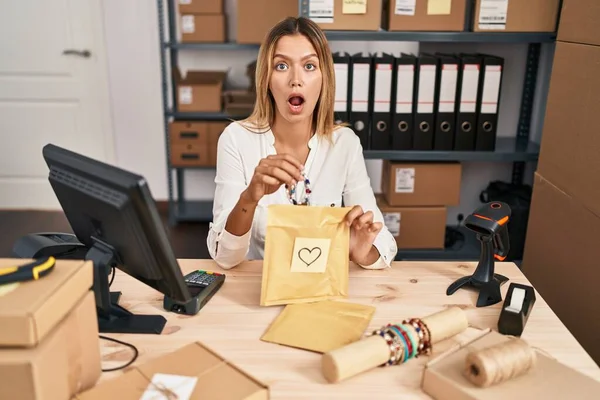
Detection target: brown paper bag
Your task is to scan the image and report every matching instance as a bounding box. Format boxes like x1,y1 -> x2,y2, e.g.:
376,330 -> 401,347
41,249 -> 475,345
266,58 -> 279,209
260,204 -> 351,306
260,300 -> 376,353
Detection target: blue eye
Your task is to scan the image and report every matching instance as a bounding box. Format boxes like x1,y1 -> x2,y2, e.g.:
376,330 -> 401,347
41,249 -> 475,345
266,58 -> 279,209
275,63 -> 288,71
305,63 -> 316,71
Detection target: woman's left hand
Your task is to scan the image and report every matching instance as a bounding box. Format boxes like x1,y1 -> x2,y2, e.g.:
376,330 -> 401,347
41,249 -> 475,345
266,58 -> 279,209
345,205 -> 382,265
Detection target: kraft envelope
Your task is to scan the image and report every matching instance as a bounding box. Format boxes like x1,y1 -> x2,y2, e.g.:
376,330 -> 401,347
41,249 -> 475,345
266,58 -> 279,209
260,300 -> 376,353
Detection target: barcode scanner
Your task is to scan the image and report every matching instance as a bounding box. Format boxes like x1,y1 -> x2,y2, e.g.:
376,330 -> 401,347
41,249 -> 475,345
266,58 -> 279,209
446,202 -> 511,307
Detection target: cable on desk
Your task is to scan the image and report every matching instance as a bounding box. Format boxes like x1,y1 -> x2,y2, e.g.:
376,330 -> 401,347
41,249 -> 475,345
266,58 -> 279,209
99,335 -> 139,372
108,267 -> 116,287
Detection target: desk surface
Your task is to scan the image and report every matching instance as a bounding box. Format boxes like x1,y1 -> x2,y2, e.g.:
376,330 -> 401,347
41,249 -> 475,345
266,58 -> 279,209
100,260 -> 600,399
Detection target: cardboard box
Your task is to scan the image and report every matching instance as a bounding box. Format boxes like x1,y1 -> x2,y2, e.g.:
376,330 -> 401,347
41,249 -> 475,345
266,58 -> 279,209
181,14 -> 225,43
388,0 -> 467,32
558,0 -> 600,48
175,69 -> 226,112
377,195 -> 447,249
537,41 -> 600,218
472,0 -> 559,32
177,0 -> 223,15
169,121 -> 208,145
311,0 -> 383,31
75,341 -> 269,399
381,161 -> 462,207
0,258 -> 93,347
522,173 -> 600,365
223,90 -> 256,116
0,291 -> 101,400
237,0 -> 298,44
421,329 -> 600,399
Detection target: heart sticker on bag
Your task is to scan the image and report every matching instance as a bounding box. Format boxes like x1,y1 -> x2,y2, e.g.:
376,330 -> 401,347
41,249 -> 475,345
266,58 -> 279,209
298,247 -> 322,267
290,238 -> 331,273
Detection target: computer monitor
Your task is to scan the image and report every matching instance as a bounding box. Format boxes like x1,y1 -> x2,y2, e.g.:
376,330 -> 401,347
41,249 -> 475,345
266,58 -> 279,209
41,143 -> 191,334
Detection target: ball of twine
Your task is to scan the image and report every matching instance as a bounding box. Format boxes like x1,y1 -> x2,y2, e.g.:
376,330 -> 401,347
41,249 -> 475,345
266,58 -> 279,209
464,337 -> 537,388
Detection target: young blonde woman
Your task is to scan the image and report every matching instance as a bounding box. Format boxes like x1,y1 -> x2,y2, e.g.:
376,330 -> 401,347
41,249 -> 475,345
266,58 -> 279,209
207,17 -> 398,270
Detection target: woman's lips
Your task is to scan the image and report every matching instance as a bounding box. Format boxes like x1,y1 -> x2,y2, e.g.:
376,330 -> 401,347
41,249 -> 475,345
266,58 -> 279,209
287,95 -> 305,114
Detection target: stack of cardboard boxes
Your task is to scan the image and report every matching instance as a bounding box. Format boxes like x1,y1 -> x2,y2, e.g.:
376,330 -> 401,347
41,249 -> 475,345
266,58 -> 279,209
179,0 -> 225,43
379,161 -> 462,250
0,258 -> 101,400
522,0 -> 600,365
169,121 -> 229,167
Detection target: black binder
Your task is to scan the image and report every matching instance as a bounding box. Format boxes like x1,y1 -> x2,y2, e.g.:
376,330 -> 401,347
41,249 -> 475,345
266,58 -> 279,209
433,53 -> 460,151
454,54 -> 482,151
475,54 -> 504,151
391,53 -> 417,150
413,54 -> 438,150
370,53 -> 395,150
332,52 -> 350,125
349,53 -> 372,149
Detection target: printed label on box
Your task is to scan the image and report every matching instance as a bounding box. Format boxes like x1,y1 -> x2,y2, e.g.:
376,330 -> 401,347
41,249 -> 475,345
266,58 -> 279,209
290,237 -> 331,273
179,86 -> 193,104
395,168 -> 415,193
309,0 -> 334,23
141,374 -> 198,400
181,15 -> 195,33
383,212 -> 401,236
395,0 -> 416,15
179,0 -> 191,4
478,0 -> 508,30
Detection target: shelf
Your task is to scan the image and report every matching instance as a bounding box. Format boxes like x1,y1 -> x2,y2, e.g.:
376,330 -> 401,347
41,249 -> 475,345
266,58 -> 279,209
165,42 -> 260,50
167,111 -> 249,121
164,32 -> 556,50
396,226 -> 481,262
322,30 -> 556,43
364,138 -> 540,162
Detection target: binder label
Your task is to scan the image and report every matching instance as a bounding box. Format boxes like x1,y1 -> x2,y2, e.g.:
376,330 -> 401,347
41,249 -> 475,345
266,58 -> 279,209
482,65 -> 502,114
334,64 -> 348,112
396,65 -> 414,114
460,65 -> 479,113
417,65 -> 436,114
478,0 -> 508,30
181,15 -> 195,33
309,0 -> 334,24
439,64 -> 458,113
179,86 -> 193,104
395,168 -> 415,193
383,212 -> 401,236
374,64 -> 393,112
352,63 -> 370,112
395,0 -> 416,16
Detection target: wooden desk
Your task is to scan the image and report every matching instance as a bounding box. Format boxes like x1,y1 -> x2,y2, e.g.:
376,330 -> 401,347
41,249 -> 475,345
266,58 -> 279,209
100,260 -> 600,399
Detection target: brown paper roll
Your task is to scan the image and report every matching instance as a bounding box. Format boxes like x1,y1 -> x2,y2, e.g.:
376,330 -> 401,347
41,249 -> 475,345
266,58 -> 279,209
321,307 -> 468,383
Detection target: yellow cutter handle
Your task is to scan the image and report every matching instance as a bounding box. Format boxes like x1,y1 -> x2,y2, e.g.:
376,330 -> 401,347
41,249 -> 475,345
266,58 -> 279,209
0,256 -> 56,285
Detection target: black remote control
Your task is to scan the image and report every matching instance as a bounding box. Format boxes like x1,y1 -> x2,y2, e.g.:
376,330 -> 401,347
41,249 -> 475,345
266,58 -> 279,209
163,270 -> 225,315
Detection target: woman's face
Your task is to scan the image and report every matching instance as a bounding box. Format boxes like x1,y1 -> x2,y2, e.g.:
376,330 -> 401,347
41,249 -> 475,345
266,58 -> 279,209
269,34 -> 323,125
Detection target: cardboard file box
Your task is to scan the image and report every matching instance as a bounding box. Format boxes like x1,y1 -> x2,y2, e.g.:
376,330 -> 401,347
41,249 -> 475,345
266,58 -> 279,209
237,0 -> 298,44
558,0 -> 600,47
421,329 -> 600,399
388,0 -> 467,31
311,0 -> 383,31
75,341 -> 269,399
377,195 -> 447,249
0,258 -> 93,347
381,161 -> 462,207
472,0 -> 559,32
181,14 -> 225,43
175,69 -> 226,112
0,291 -> 101,400
177,0 -> 223,15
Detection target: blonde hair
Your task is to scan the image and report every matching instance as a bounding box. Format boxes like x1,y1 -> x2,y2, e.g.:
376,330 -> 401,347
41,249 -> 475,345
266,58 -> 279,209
240,17 -> 341,138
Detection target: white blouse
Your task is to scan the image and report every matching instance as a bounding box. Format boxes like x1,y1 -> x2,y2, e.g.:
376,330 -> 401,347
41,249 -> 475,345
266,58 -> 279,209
206,121 -> 398,270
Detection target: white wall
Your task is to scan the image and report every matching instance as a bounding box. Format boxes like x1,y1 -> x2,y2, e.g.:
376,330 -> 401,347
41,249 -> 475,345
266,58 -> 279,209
102,0 -> 552,224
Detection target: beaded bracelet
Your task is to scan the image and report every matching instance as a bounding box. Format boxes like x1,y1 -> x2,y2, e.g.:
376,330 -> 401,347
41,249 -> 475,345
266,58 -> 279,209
371,328 -> 403,366
286,171 -> 311,206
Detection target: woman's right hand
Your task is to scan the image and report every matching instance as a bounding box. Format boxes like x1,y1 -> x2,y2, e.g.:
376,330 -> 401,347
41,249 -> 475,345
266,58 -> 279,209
242,154 -> 304,204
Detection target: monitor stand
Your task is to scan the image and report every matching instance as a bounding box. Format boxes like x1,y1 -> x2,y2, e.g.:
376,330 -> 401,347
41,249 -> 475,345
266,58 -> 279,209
86,237 -> 167,334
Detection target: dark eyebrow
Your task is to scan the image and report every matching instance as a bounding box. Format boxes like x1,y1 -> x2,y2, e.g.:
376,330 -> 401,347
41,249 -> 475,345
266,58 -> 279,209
273,53 -> 318,61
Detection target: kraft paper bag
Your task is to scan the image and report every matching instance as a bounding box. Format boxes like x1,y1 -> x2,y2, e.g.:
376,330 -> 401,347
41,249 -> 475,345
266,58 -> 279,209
260,204 -> 351,306
260,300 -> 376,353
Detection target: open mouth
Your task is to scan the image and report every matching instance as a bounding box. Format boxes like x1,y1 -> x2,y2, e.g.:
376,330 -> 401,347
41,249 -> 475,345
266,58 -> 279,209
287,94 -> 305,114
